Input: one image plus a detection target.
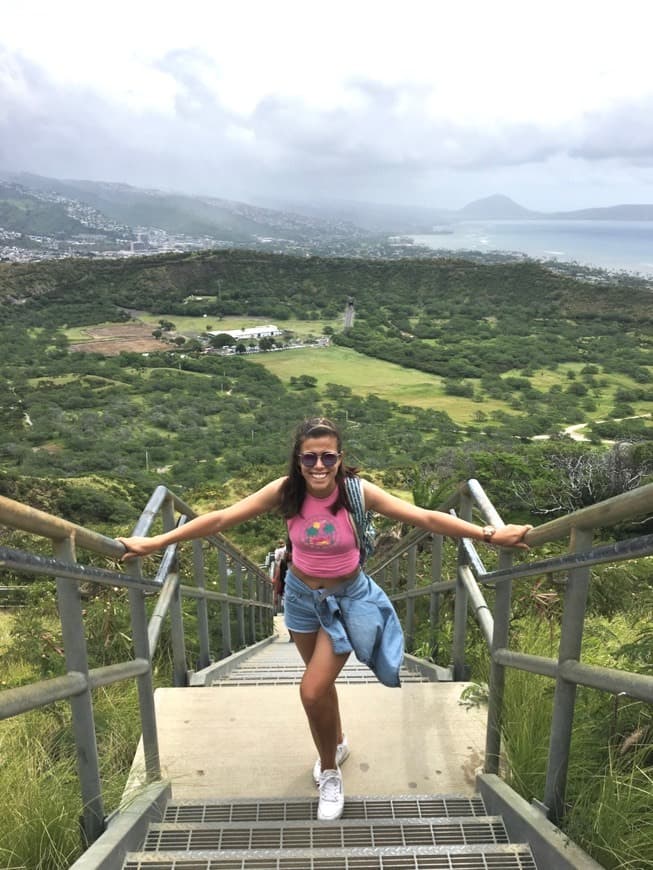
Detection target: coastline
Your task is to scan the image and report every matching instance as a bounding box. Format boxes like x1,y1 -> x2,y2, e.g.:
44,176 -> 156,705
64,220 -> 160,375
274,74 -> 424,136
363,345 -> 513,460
411,219 -> 653,280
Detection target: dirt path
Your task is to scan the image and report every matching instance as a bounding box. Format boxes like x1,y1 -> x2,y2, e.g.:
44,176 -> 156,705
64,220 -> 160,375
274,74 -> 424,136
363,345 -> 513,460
538,414 -> 653,443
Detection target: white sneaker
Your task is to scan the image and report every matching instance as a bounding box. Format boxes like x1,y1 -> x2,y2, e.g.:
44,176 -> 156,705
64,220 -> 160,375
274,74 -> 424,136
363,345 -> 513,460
313,734 -> 350,785
317,767 -> 344,821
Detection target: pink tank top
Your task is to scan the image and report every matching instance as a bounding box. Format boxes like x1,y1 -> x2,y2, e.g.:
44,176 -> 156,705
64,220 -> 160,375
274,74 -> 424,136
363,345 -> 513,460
287,487 -> 360,578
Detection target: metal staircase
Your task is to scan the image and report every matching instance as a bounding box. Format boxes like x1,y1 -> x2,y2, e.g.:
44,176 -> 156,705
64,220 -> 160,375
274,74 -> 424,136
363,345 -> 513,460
118,630 -> 540,870
5,480 -> 648,868
122,796 -> 537,869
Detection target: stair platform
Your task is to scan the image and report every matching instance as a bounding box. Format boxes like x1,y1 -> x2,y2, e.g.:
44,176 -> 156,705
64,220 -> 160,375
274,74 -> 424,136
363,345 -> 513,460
128,680 -> 486,801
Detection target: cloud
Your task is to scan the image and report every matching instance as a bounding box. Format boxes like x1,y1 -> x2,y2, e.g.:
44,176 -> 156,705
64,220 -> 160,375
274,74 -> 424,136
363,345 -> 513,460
571,97 -> 653,165
2,42 -> 653,210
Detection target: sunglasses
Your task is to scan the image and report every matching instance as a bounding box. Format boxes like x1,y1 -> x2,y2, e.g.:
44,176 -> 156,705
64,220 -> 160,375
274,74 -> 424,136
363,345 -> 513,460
299,451 -> 341,468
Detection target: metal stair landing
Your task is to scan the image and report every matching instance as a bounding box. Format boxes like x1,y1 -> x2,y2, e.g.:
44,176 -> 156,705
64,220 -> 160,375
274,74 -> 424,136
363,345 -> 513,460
122,795 -> 539,869
120,632 -> 538,868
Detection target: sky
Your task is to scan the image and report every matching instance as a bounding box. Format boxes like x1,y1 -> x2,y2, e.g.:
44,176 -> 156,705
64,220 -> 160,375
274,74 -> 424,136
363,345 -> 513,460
2,0 -> 653,211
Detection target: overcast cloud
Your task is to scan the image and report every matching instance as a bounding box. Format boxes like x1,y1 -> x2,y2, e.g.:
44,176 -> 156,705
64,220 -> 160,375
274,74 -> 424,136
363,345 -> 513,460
2,0 -> 653,210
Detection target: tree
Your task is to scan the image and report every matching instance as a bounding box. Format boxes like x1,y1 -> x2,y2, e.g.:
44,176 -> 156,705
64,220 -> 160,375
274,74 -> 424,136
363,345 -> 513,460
209,333 -> 236,349
290,375 -> 318,390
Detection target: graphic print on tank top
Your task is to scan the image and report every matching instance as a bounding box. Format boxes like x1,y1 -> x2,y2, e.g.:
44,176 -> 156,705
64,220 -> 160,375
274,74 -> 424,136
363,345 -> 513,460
302,515 -> 337,548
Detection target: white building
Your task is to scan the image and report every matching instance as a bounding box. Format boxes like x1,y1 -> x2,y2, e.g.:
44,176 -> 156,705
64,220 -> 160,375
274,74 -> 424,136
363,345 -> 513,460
208,324 -> 282,341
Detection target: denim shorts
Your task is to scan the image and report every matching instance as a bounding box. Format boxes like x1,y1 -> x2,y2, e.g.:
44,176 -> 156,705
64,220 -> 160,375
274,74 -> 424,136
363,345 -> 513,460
282,566 -> 404,686
284,567 -> 365,634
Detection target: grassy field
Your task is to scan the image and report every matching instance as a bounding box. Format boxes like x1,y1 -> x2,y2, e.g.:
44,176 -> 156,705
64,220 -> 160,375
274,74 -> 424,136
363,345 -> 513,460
60,317 -> 652,425
129,313 -> 339,337
249,345 -> 489,421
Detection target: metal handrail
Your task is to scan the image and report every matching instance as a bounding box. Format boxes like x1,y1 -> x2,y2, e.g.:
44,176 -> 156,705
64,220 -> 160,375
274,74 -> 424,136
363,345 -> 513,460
0,488 -> 274,846
2,477 -> 651,851
369,477 -> 653,825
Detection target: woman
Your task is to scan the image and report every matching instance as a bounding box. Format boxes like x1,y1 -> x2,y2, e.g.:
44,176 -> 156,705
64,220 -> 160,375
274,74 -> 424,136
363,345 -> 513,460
117,416 -> 532,821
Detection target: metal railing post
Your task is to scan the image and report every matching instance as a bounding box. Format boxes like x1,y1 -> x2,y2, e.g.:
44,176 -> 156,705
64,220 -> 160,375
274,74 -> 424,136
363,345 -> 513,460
266,574 -> 274,634
168,572 -> 188,687
53,536 -> 105,846
161,498 -> 187,685
219,550 -> 232,657
405,545 -> 417,651
192,540 -> 211,669
544,526 -> 594,822
125,560 -> 161,783
248,571 -> 256,643
452,494 -> 472,680
485,548 -> 515,774
430,535 -> 443,644
234,561 -> 246,648
391,558 -> 399,595
257,574 -> 265,638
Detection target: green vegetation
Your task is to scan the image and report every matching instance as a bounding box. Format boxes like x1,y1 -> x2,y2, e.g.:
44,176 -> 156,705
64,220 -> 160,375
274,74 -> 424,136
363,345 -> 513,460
497,615 -> 653,868
0,192 -> 96,237
0,248 -> 651,868
0,683 -> 142,870
131,312 -> 340,337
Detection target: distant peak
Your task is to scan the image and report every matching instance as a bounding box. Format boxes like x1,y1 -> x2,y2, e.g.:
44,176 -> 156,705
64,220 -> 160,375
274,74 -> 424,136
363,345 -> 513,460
459,194 -> 538,219
466,194 -> 519,206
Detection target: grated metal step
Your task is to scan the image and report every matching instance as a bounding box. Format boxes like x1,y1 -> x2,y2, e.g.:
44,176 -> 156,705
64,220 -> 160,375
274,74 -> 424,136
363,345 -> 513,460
208,647 -> 429,686
210,667 -> 428,685
123,795 -> 538,870
143,817 -> 509,851
123,843 -> 538,869
164,795 -> 488,824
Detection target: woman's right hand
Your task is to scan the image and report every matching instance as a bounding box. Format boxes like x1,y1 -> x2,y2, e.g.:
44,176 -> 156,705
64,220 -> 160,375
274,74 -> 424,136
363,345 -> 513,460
116,536 -> 161,561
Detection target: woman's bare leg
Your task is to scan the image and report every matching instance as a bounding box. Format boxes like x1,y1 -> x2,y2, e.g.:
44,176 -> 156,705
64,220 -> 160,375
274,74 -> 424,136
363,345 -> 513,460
291,628 -> 349,769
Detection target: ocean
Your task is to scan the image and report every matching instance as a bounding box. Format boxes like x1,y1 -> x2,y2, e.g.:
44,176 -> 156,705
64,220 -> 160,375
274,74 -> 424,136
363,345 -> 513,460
412,220 -> 653,277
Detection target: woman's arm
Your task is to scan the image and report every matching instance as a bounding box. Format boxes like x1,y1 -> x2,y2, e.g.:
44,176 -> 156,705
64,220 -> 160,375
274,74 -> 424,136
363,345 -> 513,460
362,480 -> 532,549
116,476 -> 287,559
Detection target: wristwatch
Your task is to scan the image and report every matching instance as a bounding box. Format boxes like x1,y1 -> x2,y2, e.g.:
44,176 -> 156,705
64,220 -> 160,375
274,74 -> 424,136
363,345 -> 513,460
482,525 -> 497,543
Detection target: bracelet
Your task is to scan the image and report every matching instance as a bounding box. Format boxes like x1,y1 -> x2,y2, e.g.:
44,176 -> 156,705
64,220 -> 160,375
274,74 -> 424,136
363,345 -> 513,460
482,525 -> 497,543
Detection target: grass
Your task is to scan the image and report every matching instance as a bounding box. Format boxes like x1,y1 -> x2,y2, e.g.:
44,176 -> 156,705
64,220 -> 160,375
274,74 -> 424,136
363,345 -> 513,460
58,315 -> 651,427
125,312 -> 340,337
494,617 -> 653,869
565,748 -> 653,869
0,679 -> 144,870
0,732 -> 81,870
0,612 -> 14,654
250,345 -> 497,421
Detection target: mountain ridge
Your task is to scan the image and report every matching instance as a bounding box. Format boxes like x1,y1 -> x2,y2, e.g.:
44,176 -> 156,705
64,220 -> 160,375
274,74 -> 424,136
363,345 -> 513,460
1,171 -> 653,254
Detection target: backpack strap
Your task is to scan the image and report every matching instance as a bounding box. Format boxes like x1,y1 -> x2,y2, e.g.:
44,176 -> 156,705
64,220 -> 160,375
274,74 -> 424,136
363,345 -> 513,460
344,475 -> 375,563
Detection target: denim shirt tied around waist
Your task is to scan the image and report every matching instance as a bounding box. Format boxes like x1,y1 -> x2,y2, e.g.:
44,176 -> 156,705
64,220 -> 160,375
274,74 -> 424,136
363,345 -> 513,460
284,568 -> 404,688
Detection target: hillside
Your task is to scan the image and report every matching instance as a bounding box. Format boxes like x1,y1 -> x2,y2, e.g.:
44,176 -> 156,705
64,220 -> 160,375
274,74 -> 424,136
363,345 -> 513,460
0,246 -> 651,522
2,173 -> 366,245
1,248 -> 651,330
549,203 -> 653,220
3,173 -> 653,259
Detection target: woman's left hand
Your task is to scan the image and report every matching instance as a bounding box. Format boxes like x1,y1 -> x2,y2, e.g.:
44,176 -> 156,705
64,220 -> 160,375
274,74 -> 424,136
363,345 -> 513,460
491,524 -> 533,549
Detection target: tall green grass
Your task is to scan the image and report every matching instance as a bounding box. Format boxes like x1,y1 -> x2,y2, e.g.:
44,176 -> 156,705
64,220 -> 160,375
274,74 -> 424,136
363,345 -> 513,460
0,682 -> 142,870
414,604 -> 653,868
498,618 -> 653,869
1,710 -> 82,869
